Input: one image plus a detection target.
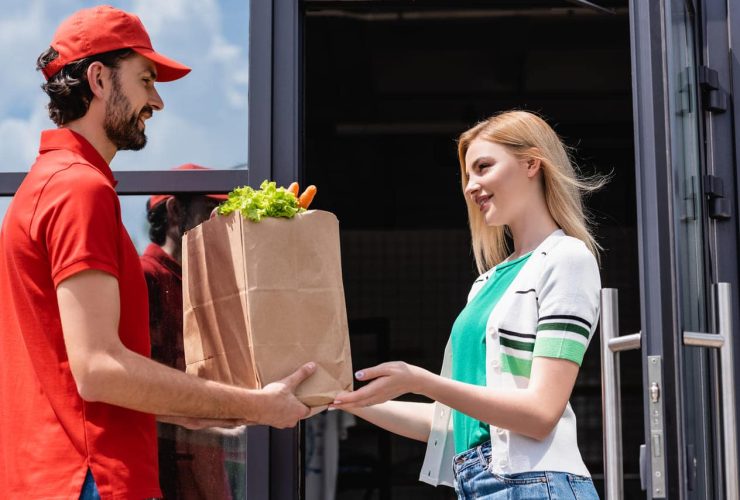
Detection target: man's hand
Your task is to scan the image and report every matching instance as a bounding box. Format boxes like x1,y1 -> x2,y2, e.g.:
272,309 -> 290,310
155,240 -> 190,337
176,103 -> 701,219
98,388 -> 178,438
303,405 -> 329,420
257,362 -> 316,428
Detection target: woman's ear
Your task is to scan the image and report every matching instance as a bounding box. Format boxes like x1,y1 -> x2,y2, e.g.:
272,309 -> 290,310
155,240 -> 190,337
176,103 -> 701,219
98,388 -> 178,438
526,157 -> 543,178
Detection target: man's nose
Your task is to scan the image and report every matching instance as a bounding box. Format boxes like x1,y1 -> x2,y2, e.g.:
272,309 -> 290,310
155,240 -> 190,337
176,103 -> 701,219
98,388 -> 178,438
150,86 -> 164,111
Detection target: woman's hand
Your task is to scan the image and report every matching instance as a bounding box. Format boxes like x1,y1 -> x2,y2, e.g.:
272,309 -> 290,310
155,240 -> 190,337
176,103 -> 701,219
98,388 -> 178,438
331,361 -> 429,409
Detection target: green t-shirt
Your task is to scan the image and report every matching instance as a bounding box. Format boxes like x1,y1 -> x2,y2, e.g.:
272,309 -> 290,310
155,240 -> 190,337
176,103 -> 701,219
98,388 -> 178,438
450,252 -> 531,454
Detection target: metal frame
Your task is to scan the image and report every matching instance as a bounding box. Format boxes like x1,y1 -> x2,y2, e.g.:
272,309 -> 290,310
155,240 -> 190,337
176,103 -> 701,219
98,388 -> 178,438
629,0 -> 684,496
687,0 -> 740,496
710,0 -> 740,471
244,2 -> 273,497
630,0 -> 740,497
0,167 -> 249,197
680,283 -> 739,499
249,1 -> 304,499
1,0 -> 304,498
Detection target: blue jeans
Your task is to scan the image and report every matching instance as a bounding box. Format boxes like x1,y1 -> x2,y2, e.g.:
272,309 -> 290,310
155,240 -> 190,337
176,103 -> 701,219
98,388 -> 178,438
452,441 -> 600,499
79,470 -> 100,500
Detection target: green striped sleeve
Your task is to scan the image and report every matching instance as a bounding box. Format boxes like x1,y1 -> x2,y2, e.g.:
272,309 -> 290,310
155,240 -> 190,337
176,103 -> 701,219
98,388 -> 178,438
533,338 -> 587,366
501,354 -> 532,378
537,322 -> 590,338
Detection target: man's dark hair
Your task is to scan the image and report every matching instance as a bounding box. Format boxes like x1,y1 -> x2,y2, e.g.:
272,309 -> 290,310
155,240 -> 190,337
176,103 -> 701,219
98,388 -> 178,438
146,200 -> 169,245
147,194 -> 201,245
36,47 -> 134,126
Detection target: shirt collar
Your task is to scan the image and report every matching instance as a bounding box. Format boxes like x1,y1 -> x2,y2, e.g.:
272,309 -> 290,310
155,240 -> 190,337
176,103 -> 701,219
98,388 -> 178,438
143,243 -> 182,277
38,128 -> 118,187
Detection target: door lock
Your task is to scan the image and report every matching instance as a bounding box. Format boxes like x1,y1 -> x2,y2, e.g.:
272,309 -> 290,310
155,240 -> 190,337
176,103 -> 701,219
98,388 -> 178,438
647,356 -> 666,497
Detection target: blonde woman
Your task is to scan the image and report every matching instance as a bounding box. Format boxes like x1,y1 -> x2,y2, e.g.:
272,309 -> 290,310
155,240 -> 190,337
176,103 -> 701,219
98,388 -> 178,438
331,111 -> 603,499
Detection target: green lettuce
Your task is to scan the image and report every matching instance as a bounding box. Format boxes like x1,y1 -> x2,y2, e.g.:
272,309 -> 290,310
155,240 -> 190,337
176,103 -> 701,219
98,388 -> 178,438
217,180 -> 304,222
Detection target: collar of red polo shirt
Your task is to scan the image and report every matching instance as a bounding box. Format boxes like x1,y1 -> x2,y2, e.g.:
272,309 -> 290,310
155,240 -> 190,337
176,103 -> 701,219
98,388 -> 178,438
148,164 -> 229,210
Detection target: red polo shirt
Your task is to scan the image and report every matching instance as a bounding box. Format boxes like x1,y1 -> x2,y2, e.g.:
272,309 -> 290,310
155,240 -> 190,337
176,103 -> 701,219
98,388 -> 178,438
141,243 -> 184,371
0,129 -> 160,499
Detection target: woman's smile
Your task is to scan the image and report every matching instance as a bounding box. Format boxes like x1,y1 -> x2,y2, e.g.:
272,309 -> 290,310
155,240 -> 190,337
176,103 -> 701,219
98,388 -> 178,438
476,194 -> 493,211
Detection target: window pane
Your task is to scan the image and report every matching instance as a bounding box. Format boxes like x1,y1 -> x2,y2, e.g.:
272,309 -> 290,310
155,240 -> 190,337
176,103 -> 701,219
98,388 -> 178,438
0,191 -> 249,498
1,0 -> 249,173
121,194 -> 247,499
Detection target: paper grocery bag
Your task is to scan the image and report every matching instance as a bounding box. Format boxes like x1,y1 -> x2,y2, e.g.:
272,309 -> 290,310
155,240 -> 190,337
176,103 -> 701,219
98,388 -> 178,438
182,210 -> 353,407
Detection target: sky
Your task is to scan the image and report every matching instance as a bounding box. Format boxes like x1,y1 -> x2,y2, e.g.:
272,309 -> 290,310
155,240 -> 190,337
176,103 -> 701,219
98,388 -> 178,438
0,0 -> 250,172
0,0 -> 251,250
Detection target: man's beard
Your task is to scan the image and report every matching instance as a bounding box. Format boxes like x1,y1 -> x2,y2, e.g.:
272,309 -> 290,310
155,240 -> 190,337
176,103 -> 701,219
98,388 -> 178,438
103,74 -> 151,151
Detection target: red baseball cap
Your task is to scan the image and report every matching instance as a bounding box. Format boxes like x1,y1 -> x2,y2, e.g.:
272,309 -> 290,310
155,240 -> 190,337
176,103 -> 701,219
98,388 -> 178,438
42,5 -> 191,82
148,164 -> 229,209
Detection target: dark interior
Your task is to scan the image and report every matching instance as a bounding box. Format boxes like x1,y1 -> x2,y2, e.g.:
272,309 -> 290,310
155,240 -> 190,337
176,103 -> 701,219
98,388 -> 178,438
302,1 -> 643,497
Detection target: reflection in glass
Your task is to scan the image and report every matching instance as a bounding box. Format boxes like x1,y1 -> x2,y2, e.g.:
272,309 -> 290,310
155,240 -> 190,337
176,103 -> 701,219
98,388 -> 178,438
121,194 -> 246,499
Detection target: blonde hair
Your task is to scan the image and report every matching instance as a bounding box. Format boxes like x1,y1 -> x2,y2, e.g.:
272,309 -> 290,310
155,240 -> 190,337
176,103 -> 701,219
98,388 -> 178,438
457,110 -> 607,274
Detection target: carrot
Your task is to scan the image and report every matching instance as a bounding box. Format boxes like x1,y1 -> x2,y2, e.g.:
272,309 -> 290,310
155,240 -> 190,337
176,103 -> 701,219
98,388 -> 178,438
287,182 -> 299,197
298,185 -> 317,209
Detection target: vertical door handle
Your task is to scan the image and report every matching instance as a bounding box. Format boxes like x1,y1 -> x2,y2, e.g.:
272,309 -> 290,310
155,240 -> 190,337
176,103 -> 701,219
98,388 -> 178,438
682,283 -> 738,499
717,284 -> 738,500
600,289 -> 642,500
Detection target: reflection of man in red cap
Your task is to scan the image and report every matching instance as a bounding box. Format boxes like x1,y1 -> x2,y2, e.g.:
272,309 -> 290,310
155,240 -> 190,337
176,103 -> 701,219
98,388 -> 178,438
141,165 -> 233,500
0,6 -> 315,499
144,164 -> 228,279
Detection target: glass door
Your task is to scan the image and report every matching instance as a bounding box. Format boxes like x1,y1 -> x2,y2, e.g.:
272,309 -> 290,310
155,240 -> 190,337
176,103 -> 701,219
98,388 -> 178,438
664,1 -> 716,497
611,0 -> 740,497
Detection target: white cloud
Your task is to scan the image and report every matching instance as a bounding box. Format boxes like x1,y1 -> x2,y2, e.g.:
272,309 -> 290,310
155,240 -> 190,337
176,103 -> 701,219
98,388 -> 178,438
0,0 -> 250,173
0,95 -> 53,171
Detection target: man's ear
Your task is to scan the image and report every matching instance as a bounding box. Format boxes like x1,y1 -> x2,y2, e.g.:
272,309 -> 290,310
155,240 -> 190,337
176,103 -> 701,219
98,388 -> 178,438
165,197 -> 183,226
86,62 -> 108,99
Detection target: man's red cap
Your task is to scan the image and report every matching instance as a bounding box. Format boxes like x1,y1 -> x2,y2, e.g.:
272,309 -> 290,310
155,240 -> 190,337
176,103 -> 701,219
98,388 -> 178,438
42,5 -> 191,82
148,164 -> 229,210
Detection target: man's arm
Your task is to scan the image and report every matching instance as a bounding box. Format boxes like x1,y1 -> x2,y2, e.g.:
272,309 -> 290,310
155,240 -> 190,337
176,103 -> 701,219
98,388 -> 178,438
57,270 -> 314,428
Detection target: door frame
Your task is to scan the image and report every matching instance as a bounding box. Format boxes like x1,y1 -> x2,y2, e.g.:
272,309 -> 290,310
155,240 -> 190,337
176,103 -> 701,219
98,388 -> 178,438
630,0 -> 740,497
248,0 -> 304,499
630,0 -> 685,495
712,0 -> 740,448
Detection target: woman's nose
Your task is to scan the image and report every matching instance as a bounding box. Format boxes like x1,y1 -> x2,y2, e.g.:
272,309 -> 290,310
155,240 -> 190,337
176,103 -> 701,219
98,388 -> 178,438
465,178 -> 479,197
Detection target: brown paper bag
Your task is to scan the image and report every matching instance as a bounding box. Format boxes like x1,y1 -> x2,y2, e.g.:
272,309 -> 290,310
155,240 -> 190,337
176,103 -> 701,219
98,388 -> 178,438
182,210 -> 353,407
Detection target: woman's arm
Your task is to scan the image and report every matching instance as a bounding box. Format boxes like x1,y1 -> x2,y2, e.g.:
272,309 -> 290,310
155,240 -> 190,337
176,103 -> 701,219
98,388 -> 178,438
332,356 -> 579,441
338,400 -> 434,442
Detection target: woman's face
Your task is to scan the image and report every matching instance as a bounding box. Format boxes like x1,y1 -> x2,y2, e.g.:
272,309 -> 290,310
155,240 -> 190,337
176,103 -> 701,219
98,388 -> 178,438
464,139 -> 535,227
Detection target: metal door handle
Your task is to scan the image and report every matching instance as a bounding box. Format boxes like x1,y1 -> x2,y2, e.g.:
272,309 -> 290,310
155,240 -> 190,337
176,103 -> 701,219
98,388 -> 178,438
682,283 -> 738,500
600,289 -> 642,500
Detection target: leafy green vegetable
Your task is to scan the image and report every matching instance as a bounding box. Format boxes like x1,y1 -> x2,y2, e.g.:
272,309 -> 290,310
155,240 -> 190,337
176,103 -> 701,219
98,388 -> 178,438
217,180 -> 304,222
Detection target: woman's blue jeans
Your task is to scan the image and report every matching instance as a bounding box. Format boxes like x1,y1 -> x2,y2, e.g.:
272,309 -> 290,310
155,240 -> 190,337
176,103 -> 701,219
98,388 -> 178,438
452,441 -> 600,499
